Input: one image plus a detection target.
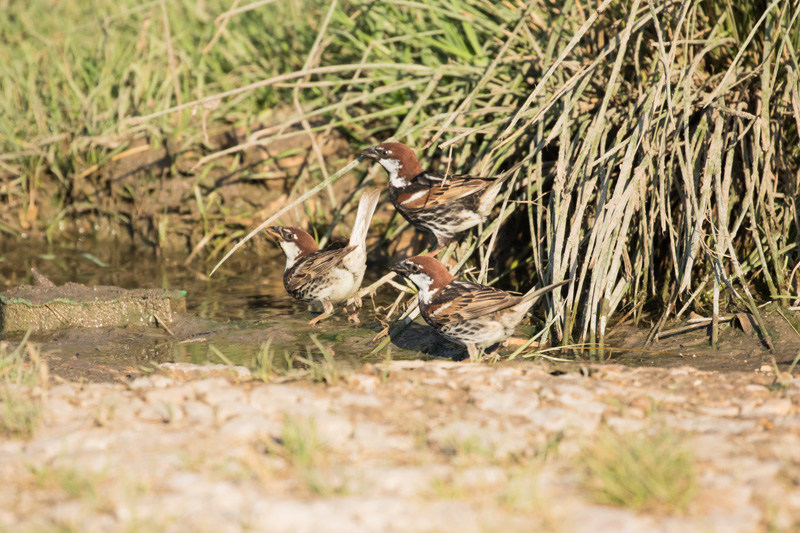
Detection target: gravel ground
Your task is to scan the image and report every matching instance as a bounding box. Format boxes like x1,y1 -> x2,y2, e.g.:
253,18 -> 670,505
2,360 -> 800,532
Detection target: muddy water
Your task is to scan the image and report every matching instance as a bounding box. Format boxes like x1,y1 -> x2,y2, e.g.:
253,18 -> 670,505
1,243 -> 796,381
0,243 -> 417,381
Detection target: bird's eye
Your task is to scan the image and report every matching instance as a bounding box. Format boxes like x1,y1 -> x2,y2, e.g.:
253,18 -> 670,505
411,263 -> 420,272
290,234 -> 297,240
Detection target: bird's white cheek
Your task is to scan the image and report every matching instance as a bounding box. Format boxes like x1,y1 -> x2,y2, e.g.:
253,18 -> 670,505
380,159 -> 408,188
409,273 -> 434,303
280,242 -> 301,269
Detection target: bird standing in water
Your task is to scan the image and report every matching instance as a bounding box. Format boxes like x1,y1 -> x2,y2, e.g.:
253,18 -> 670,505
267,189 -> 380,325
391,255 -> 568,359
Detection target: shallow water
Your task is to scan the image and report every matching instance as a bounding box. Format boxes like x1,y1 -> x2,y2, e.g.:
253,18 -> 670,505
1,242 -> 793,381
0,242 -> 416,379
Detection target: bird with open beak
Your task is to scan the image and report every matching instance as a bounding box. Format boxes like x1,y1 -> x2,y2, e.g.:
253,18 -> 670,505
267,190 -> 380,326
391,255 -> 568,359
361,142 -> 514,254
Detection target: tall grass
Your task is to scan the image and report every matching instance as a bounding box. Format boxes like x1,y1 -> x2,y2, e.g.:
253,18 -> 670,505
2,0 -> 799,347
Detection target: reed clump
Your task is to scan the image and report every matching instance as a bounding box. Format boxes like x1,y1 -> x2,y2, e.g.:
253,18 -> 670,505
2,0 -> 798,347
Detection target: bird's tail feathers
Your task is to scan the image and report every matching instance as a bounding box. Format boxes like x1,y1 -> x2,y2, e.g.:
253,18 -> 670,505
349,189 -> 380,249
520,279 -> 570,305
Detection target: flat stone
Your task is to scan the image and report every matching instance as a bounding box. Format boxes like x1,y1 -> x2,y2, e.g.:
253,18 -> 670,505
352,421 -> 415,453
215,401 -> 260,423
245,498 -> 480,533
48,384 -> 76,398
605,417 -> 646,433
138,402 -> 181,423
219,415 -> 281,442
456,466 -> 508,488
471,390 -> 539,416
188,378 -> 232,396
698,405 -> 740,417
203,386 -> 247,407
743,398 -> 793,417
145,385 -> 195,405
160,362 -> 252,382
309,412 -> 354,449
0,282 -> 185,333
526,407 -> 600,434
362,466 -> 451,497
561,504 -> 657,533
249,385 -> 319,414
335,392 -> 383,408
667,415 -> 758,435
182,400 -> 215,426
129,375 -> 175,390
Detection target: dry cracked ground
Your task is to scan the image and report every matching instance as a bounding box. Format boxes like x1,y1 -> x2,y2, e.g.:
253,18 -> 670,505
2,359 -> 800,532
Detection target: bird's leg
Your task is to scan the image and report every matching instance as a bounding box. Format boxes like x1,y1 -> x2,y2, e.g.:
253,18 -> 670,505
466,343 -> 481,362
346,294 -> 362,324
308,298 -> 335,326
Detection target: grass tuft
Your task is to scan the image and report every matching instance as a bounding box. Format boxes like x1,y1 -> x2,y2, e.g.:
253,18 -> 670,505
0,336 -> 47,439
578,426 -> 697,513
264,416 -> 344,497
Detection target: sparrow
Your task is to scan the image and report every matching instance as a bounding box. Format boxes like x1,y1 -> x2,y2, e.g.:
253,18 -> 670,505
267,189 -> 380,326
391,256 -> 568,359
361,142 -> 513,252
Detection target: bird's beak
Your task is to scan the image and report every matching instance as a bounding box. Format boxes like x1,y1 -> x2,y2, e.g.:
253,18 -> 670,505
360,146 -> 379,160
266,226 -> 282,240
390,261 -> 409,276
